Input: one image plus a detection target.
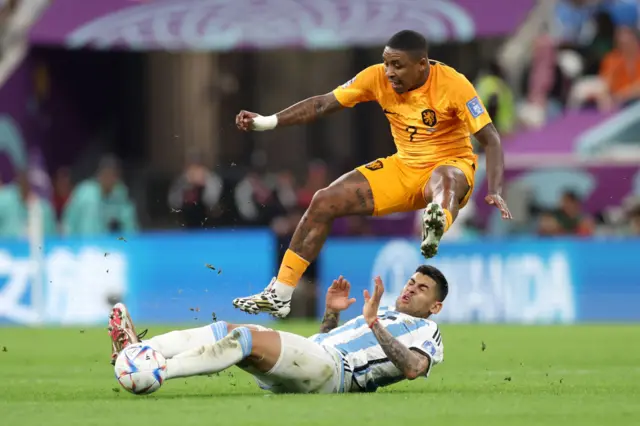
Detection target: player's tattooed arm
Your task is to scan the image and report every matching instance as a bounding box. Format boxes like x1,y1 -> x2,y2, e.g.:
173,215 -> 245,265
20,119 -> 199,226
275,92 -> 344,126
370,321 -> 430,380
319,310 -> 340,333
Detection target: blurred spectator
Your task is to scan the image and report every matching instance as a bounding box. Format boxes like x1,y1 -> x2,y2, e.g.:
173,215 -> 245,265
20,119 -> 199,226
520,0 -> 619,127
600,25 -> 640,107
537,209 -> 563,236
272,169 -> 298,211
475,60 -> 516,136
556,190 -> 595,235
571,24 -> 640,110
52,167 -> 73,220
587,8 -> 617,73
234,171 -> 287,226
62,155 -> 138,236
297,159 -> 329,209
168,150 -> 223,229
0,170 -> 56,238
628,205 -> 640,235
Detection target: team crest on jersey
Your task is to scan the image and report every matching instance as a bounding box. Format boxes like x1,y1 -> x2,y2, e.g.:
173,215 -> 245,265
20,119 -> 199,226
421,109 -> 437,127
365,160 -> 383,171
422,340 -> 437,356
341,77 -> 356,88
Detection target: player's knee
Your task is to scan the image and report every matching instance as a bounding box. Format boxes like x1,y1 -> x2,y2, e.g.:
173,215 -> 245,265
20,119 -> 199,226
431,166 -> 464,190
308,188 -> 340,217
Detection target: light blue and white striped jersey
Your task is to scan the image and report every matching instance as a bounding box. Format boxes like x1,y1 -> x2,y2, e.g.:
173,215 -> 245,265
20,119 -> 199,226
309,306 -> 444,392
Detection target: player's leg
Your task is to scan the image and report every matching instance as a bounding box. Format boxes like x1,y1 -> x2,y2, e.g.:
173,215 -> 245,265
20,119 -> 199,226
108,302 -> 271,363
164,328 -> 343,394
420,159 -> 475,258
144,322 -> 271,359
238,331 -> 345,394
232,169 -> 375,318
164,327 -> 273,380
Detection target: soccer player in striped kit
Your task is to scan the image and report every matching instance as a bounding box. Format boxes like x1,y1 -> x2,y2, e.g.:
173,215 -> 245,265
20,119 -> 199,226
108,265 -> 447,393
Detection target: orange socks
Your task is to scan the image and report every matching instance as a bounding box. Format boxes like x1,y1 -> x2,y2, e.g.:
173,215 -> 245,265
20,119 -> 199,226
443,208 -> 453,233
276,249 -> 310,287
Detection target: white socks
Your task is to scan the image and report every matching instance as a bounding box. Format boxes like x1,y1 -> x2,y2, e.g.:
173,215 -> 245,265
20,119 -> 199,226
272,279 -> 294,300
165,327 -> 253,379
144,322 -> 228,358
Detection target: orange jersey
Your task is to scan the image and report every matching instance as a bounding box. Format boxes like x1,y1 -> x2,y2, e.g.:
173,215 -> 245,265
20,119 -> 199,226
333,61 -> 492,168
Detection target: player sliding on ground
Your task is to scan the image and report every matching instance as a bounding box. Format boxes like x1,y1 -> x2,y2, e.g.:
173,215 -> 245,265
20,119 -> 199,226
233,30 -> 512,318
108,265 -> 448,393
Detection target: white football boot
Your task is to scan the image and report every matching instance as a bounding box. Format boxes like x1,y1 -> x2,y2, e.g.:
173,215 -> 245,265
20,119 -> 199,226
232,278 -> 292,319
420,203 -> 447,259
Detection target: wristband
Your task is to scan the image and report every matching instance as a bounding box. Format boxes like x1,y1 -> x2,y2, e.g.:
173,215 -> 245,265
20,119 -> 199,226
251,114 -> 278,131
368,318 -> 379,329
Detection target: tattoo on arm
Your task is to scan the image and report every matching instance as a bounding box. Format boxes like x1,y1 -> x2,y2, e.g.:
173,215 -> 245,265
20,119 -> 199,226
370,322 -> 430,379
474,122 -> 504,195
276,92 -> 343,127
319,310 -> 340,333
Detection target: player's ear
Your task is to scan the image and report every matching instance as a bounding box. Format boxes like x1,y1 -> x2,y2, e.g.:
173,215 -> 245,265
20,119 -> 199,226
430,301 -> 443,315
418,57 -> 428,72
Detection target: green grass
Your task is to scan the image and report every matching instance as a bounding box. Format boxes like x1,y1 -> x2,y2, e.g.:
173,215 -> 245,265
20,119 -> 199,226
0,323 -> 639,425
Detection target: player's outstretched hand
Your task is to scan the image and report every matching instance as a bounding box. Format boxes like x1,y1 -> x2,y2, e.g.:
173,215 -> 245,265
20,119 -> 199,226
485,193 -> 513,220
326,276 -> 356,313
363,276 -> 384,325
235,110 -> 258,131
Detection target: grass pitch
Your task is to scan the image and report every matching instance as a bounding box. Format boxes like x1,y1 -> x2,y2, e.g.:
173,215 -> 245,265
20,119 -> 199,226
0,323 -> 638,426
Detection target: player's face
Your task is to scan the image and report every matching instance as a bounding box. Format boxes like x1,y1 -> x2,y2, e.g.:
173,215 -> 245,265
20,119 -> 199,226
382,47 -> 427,94
395,272 -> 443,318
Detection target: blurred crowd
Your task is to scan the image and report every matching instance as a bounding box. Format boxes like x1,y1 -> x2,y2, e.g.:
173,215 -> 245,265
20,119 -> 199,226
475,0 -> 640,133
0,155 -> 137,238
1,149 -> 638,243
526,189 -> 640,238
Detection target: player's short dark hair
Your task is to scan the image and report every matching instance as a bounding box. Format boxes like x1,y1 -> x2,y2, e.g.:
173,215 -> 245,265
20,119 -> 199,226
415,264 -> 448,302
386,30 -> 428,59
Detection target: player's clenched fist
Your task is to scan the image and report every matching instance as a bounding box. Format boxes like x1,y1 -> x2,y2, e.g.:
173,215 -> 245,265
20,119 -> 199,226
235,110 -> 278,132
235,110 -> 258,131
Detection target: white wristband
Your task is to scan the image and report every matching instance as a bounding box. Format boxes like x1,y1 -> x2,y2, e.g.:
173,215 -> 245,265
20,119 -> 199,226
252,114 -> 278,131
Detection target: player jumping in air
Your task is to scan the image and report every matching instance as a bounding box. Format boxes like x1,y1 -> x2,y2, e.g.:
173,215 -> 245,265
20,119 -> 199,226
234,30 -> 512,318
108,265 -> 447,393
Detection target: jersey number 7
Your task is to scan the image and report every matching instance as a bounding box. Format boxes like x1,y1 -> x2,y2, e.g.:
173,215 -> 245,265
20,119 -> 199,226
405,126 -> 418,142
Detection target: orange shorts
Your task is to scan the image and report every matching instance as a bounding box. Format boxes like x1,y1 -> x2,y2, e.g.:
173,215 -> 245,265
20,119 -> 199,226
356,154 -> 477,217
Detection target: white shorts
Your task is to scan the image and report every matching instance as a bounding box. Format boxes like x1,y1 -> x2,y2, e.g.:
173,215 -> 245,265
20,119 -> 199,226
249,331 -> 347,394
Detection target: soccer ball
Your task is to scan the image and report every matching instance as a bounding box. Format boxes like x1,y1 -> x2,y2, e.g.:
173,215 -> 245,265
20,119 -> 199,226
114,343 -> 167,395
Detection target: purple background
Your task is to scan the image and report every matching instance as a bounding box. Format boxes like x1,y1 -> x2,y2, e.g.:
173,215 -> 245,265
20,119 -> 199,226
29,0 -> 536,50
504,110 -> 614,155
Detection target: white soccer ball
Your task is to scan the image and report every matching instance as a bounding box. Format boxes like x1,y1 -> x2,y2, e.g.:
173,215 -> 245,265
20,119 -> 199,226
114,343 -> 167,395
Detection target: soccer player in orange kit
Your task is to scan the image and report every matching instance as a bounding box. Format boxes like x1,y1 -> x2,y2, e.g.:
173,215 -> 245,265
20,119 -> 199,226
234,30 -> 512,318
